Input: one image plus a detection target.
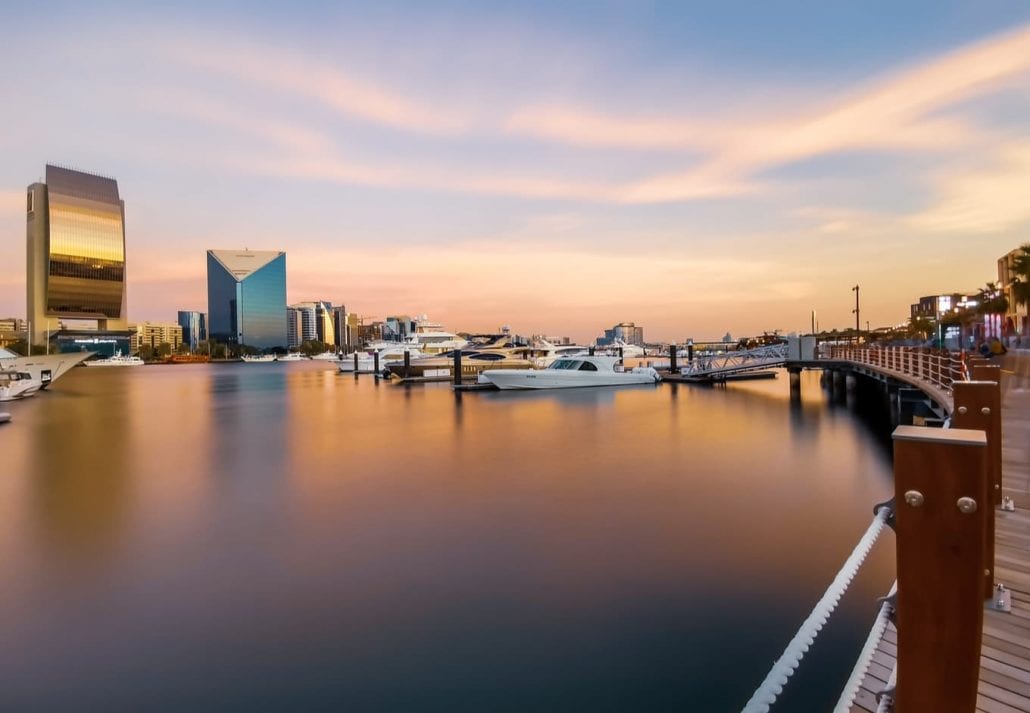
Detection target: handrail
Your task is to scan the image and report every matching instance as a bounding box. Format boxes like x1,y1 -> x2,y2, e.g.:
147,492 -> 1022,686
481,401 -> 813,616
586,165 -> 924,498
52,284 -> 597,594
740,507 -> 891,712
832,582 -> 896,712
829,346 -> 967,395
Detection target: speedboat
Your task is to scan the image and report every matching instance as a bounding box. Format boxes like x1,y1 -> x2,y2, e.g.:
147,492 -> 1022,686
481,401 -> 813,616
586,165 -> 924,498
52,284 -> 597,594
0,347 -> 93,388
0,370 -> 44,401
276,353 -> 307,362
479,356 -> 661,390
84,352 -> 144,367
240,354 -> 276,363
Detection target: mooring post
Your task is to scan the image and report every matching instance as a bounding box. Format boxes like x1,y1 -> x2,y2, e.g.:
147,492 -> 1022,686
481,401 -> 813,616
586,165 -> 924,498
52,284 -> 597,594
453,349 -> 462,386
669,344 -> 677,373
353,351 -> 359,378
892,425 -> 987,713
373,350 -> 380,378
618,346 -> 624,362
788,366 -> 801,397
687,343 -> 694,363
952,380 -> 1001,598
969,364 -> 1003,506
588,346 -> 595,356
403,350 -> 411,379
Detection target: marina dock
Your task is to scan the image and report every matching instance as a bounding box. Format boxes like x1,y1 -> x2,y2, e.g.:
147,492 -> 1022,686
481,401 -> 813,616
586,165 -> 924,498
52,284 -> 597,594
846,351 -> 1030,712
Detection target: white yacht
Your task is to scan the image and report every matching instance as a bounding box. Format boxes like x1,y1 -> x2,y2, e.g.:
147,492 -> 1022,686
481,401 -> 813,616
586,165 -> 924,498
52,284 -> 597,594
606,339 -> 647,359
240,354 -> 276,363
310,352 -> 342,361
0,347 -> 93,388
84,352 -> 144,367
0,370 -> 44,401
479,356 -> 661,390
413,315 -> 468,354
276,353 -> 307,362
338,344 -> 424,373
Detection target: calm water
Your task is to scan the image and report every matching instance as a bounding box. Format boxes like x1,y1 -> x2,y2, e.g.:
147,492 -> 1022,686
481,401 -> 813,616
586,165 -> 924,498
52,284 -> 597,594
1,363 -> 896,712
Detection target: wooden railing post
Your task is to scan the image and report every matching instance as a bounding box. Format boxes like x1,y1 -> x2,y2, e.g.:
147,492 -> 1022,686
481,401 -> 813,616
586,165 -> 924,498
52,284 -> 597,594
952,381 -> 1001,597
893,425 -> 987,713
969,364 -> 1003,507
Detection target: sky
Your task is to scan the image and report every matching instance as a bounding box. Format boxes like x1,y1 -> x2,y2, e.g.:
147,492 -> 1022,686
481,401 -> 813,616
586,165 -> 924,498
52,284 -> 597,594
1,0 -> 1028,342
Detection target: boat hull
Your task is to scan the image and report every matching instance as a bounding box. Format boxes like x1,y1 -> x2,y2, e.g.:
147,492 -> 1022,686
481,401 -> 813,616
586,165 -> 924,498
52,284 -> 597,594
481,368 -> 660,390
0,351 -> 93,386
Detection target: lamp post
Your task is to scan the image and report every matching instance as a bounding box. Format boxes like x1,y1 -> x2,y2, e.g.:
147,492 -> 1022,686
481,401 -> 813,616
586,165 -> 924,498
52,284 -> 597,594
851,285 -> 860,334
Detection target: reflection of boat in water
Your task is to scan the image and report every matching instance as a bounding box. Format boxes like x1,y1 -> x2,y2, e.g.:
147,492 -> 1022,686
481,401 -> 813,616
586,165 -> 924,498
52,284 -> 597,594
480,356 -> 661,390
0,369 -> 44,400
84,352 -> 145,367
0,347 -> 93,387
241,354 -> 276,363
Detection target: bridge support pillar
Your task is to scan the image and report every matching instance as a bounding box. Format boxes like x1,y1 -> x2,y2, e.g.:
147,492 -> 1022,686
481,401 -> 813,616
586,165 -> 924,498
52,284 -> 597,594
787,366 -> 802,399
845,372 -> 857,392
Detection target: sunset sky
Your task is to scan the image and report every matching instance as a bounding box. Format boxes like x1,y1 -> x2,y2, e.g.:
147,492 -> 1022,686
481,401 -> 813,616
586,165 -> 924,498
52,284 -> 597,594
1,1 -> 1028,342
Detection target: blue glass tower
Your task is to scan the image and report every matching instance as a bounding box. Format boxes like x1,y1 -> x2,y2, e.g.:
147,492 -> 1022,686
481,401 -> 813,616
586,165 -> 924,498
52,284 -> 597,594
206,250 -> 287,350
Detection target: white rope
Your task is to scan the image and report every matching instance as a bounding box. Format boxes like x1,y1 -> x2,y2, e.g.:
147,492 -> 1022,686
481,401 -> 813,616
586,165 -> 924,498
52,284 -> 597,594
831,581 -> 897,713
874,665 -> 897,713
741,508 -> 890,713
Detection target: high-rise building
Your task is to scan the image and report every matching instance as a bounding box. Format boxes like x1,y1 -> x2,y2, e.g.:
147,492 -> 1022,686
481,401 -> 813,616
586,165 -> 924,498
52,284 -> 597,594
132,322 -> 183,353
27,165 -> 127,344
286,303 -> 316,348
207,250 -> 287,350
177,311 -> 207,351
331,305 -> 356,352
599,322 -> 644,346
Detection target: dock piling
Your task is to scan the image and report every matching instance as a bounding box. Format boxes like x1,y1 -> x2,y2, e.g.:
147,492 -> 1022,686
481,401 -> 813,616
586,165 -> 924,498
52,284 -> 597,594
403,350 -> 411,378
892,425 -> 987,713
669,345 -> 677,373
453,349 -> 462,386
373,350 -> 380,378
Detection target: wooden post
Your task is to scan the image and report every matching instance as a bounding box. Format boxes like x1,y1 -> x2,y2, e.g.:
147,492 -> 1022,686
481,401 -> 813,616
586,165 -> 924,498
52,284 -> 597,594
892,425 -> 987,713
453,349 -> 462,386
403,350 -> 411,379
969,364 -> 1003,506
952,381 -> 1001,597
669,344 -> 677,373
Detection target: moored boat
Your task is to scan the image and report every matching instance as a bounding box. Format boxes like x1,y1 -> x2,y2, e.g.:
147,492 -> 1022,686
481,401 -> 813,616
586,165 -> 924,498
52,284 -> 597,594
240,354 -> 276,363
480,355 -> 661,390
276,353 -> 307,362
0,370 -> 44,401
0,347 -> 93,387
84,352 -> 145,367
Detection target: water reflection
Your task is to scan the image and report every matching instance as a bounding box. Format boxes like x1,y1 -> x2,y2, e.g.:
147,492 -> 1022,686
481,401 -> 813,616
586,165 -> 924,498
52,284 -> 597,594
1,362 -> 896,712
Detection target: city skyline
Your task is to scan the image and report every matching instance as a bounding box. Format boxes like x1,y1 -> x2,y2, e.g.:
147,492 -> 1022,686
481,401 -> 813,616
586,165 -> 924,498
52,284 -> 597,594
2,2 -> 1029,341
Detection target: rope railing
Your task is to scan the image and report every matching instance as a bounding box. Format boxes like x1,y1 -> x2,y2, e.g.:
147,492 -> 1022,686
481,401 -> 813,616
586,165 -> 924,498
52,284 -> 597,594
832,582 -> 896,712
740,506 -> 892,713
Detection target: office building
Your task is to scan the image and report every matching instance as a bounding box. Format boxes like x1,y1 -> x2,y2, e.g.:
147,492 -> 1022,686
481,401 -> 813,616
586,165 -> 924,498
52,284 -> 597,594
598,322 -> 645,347
332,305 -> 356,352
207,250 -> 287,350
132,322 -> 183,353
27,165 -> 128,344
287,303 -> 316,348
177,311 -> 207,351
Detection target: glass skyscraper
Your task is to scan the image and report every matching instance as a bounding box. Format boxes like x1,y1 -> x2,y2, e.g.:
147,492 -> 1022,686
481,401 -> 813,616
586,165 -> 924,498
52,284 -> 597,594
177,310 -> 208,351
207,250 -> 287,350
26,165 -> 128,344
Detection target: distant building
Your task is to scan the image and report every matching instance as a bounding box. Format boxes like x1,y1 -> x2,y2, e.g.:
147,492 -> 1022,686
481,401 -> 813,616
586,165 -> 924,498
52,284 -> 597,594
27,165 -> 128,344
332,306 -> 357,352
177,311 -> 207,351
207,249 -> 287,350
132,322 -> 183,353
910,294 -> 978,320
597,322 -> 644,347
287,303 -> 316,348
998,247 -> 1029,338
384,315 -> 415,342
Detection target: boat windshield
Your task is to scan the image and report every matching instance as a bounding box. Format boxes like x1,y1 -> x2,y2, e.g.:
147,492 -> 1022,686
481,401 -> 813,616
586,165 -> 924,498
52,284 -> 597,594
549,359 -> 582,370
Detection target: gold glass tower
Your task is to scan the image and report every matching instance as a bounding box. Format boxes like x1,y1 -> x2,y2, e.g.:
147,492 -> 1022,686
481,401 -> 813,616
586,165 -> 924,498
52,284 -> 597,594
27,165 -> 127,344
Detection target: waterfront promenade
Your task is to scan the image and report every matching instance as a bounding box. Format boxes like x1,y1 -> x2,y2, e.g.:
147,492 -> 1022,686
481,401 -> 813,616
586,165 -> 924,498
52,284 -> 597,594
847,350 -> 1030,712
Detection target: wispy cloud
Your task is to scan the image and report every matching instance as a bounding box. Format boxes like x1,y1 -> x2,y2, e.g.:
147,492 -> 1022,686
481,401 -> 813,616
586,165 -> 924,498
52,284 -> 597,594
909,142 -> 1030,234
163,37 -> 469,136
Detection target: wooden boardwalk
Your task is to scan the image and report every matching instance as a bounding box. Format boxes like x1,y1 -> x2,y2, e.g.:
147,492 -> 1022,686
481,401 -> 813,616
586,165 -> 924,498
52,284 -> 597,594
848,351 -> 1030,712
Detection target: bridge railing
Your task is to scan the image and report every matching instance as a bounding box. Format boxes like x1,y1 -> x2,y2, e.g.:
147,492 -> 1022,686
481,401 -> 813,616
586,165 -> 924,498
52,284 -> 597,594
828,346 -> 967,394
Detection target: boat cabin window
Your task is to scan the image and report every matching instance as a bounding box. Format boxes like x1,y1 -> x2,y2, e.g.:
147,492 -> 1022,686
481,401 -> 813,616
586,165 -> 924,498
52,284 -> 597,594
470,353 -> 504,361
549,359 -> 582,370
577,361 -> 598,371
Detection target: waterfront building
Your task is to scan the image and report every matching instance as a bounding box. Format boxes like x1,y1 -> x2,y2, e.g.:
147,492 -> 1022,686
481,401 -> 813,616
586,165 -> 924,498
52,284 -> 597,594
132,322 -> 183,353
207,250 -> 287,350
597,322 -> 644,347
177,311 -> 207,351
332,306 -> 357,352
384,315 -> 416,342
26,165 -> 128,345
287,303 -> 316,349
998,247 -> 1029,339
53,328 -> 134,357
910,294 -> 978,320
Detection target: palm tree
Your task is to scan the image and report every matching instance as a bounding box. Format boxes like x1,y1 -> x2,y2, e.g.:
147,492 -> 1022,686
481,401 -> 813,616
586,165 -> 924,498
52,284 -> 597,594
977,282 -> 1009,315
1011,243 -> 1030,310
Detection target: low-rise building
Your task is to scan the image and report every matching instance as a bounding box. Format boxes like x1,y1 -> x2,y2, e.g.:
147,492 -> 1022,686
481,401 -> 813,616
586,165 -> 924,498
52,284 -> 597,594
132,322 -> 183,353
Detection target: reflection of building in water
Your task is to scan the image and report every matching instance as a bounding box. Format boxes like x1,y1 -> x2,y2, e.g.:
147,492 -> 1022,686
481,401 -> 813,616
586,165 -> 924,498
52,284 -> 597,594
27,165 -> 128,345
